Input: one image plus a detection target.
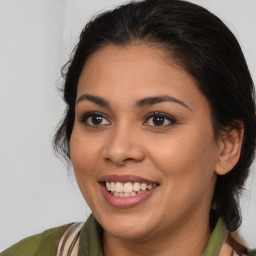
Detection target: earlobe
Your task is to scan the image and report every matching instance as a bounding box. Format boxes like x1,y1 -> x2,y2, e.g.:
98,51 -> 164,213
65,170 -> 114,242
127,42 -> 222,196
215,123 -> 244,175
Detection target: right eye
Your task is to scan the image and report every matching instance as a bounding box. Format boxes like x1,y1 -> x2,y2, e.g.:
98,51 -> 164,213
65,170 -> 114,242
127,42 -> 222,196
79,112 -> 111,127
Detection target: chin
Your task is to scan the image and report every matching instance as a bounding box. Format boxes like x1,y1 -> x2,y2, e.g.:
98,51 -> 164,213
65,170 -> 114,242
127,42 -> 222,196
99,212 -> 157,240
105,223 -> 154,241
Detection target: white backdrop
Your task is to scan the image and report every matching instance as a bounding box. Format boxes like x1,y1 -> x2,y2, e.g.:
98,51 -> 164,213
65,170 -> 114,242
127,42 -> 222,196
0,0 -> 255,251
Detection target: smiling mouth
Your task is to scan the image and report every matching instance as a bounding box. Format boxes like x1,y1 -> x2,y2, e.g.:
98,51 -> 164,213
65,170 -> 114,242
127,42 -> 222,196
104,181 -> 158,197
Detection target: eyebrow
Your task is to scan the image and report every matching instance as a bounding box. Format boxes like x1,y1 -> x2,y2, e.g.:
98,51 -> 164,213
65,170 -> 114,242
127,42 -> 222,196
76,94 -> 110,107
76,94 -> 190,110
136,95 -> 190,110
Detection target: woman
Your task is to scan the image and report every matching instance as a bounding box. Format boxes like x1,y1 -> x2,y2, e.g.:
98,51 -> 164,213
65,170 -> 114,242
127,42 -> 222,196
1,0 -> 256,255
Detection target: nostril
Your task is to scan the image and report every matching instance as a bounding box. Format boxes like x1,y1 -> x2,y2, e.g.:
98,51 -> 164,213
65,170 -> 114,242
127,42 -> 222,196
102,135 -> 145,165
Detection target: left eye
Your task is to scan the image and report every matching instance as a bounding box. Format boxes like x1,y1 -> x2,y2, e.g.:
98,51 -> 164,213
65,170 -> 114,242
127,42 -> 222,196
144,113 -> 176,127
79,112 -> 111,126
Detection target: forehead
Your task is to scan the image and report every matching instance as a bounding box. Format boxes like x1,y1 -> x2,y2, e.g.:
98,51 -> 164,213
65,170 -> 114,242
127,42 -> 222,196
78,43 -> 171,88
77,44 -> 209,112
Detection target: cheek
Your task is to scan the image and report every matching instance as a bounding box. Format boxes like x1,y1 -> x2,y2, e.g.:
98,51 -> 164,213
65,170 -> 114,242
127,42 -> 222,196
147,129 -> 218,219
147,125 -> 218,186
70,128 -> 101,181
70,129 -> 103,208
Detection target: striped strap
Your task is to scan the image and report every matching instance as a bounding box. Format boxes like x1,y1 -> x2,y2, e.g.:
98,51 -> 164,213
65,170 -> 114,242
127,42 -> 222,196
57,222 -> 84,256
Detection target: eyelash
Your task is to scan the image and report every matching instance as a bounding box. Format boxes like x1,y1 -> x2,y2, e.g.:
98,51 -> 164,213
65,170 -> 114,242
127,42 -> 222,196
78,111 -> 176,127
79,112 -> 111,127
144,112 -> 176,127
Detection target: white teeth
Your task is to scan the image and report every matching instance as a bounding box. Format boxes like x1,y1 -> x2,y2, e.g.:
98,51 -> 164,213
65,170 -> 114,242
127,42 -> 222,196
141,183 -> 147,191
106,181 -> 158,197
106,182 -> 111,191
123,182 -> 133,193
134,182 -> 140,192
111,182 -> 116,192
116,182 -> 123,192
147,184 -> 152,190
124,192 -> 131,197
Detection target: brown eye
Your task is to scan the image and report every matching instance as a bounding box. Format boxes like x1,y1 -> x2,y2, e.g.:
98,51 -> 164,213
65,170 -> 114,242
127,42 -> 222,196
144,112 -> 176,127
91,115 -> 104,125
80,112 -> 111,126
152,116 -> 165,126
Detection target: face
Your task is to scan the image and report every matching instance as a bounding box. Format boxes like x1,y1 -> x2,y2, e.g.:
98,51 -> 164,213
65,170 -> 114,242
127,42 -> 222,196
70,44 -> 221,241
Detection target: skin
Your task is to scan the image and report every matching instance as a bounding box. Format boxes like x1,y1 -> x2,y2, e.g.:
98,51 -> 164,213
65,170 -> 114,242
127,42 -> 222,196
70,43 -> 243,256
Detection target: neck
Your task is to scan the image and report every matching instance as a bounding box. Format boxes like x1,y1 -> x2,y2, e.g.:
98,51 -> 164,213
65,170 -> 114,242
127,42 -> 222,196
103,215 -> 211,256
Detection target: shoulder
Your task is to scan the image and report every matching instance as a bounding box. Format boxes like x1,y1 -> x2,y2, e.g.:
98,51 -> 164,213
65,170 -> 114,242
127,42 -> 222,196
227,232 -> 256,256
0,223 -> 72,256
248,250 -> 256,256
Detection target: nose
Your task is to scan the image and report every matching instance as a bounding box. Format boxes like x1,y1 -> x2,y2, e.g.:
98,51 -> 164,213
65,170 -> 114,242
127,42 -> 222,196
102,125 -> 145,166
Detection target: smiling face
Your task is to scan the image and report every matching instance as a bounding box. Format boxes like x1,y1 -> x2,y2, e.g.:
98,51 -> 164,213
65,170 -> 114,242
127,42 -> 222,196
70,44 -> 221,243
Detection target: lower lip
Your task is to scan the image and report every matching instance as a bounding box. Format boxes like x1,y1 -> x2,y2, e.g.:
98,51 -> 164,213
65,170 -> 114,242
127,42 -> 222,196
100,183 -> 158,208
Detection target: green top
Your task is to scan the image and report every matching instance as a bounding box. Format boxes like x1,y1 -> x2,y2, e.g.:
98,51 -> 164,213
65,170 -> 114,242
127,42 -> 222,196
0,224 -> 70,256
201,218 -> 227,256
0,216 -> 236,256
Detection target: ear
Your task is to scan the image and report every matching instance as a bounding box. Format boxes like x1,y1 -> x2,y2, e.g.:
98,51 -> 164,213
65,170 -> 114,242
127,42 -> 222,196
215,122 -> 244,175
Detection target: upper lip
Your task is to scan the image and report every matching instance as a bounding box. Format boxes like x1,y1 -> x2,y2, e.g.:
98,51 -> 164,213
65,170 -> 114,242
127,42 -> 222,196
98,175 -> 159,185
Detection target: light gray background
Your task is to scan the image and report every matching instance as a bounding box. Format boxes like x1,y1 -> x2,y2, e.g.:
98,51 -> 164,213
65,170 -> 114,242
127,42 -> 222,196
0,0 -> 255,251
